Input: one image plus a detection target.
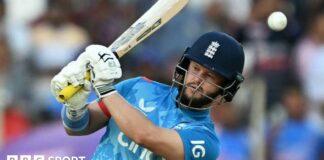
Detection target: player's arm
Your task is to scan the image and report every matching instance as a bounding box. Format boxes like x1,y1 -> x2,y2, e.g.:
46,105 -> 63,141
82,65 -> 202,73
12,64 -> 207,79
101,93 -> 219,159
101,93 -> 185,160
64,101 -> 109,135
50,60 -> 110,136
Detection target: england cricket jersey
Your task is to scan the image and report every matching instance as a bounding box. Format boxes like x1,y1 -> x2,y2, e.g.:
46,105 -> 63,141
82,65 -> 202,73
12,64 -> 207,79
92,77 -> 219,160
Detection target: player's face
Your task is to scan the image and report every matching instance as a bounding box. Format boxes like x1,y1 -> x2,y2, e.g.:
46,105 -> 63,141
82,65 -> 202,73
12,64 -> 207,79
180,61 -> 225,108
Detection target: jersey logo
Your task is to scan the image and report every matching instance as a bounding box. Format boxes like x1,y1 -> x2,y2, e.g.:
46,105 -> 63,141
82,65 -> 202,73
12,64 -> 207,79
172,123 -> 188,130
204,41 -> 220,59
117,132 -> 166,160
139,98 -> 155,113
118,132 -> 153,160
190,140 -> 206,158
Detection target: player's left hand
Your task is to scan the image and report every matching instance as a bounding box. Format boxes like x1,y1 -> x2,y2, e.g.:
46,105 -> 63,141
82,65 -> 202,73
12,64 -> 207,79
77,45 -> 122,98
50,61 -> 91,111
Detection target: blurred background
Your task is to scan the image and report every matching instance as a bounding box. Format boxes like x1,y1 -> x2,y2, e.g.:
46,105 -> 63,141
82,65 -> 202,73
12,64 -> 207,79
0,0 -> 323,159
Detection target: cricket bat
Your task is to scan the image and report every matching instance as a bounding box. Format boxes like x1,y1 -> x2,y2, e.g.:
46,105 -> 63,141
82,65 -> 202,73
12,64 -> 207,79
58,0 -> 189,102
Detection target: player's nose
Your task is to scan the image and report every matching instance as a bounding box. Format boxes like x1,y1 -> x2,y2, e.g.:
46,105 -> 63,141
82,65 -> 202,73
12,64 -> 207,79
192,72 -> 204,85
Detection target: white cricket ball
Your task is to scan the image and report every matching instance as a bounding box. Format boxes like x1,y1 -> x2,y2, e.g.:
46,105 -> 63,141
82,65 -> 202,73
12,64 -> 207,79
267,11 -> 287,31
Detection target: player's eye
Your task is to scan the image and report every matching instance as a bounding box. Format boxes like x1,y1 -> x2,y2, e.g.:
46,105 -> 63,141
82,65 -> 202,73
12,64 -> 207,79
207,74 -> 215,79
193,65 -> 199,71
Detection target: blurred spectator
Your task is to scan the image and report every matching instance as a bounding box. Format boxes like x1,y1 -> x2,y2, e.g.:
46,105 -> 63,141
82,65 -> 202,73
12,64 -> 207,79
0,0 -> 4,36
4,0 -> 46,60
236,0 -> 299,110
294,0 -> 324,32
221,0 -> 251,26
28,0 -> 89,120
30,0 -> 89,74
211,103 -> 251,160
3,106 -> 30,145
0,0 -> 9,96
294,10 -> 324,82
0,37 -> 14,109
74,0 -> 136,45
294,10 -> 324,124
318,135 -> 324,160
202,0 -> 251,36
203,1 -> 228,33
0,38 -> 10,147
267,85 -> 323,160
0,39 -> 10,91
0,35 -> 30,146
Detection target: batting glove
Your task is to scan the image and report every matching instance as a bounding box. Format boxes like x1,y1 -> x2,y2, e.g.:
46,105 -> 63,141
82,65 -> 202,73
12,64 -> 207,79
77,45 -> 122,98
51,61 -> 90,119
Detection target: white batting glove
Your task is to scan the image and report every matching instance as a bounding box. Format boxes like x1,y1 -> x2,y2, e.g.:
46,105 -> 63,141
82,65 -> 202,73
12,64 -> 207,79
50,61 -> 91,119
77,45 -> 122,98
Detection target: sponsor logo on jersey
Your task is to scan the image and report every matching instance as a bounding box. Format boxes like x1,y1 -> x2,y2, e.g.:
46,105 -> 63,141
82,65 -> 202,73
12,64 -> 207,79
138,98 -> 155,113
117,132 -> 166,160
172,123 -> 188,130
190,140 -> 206,158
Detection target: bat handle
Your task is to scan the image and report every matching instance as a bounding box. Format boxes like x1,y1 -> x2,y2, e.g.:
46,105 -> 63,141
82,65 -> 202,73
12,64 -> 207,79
57,71 -> 91,102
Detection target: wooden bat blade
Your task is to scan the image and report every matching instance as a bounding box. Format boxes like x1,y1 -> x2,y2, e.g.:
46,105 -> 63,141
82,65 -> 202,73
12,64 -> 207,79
109,0 -> 189,58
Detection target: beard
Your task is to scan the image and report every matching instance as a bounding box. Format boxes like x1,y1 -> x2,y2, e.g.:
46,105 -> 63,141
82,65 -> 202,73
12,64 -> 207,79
178,86 -> 219,109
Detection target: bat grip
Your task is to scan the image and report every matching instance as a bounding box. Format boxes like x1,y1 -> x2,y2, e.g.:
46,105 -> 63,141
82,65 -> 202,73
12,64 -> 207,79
57,71 -> 91,102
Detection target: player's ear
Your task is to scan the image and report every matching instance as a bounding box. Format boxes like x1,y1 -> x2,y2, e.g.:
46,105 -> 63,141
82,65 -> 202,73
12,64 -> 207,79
211,95 -> 226,107
175,47 -> 191,80
178,47 -> 191,68
223,73 -> 244,102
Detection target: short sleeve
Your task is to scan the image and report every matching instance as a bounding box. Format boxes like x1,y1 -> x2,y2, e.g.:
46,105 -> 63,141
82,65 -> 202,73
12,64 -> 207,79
176,126 -> 220,160
115,77 -> 142,96
95,77 -> 142,102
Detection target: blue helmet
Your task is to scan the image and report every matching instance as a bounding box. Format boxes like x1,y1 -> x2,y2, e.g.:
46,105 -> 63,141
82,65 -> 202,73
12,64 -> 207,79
174,32 -> 245,103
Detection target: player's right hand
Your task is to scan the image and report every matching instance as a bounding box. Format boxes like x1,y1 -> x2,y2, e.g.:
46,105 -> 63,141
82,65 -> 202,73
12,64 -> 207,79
77,45 -> 122,98
50,61 -> 91,111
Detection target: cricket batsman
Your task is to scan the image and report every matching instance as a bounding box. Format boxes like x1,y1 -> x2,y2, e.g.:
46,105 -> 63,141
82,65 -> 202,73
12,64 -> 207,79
50,32 -> 245,160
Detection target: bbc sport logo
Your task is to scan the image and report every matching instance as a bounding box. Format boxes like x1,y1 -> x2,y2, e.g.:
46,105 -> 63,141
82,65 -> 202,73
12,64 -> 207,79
6,155 -> 86,160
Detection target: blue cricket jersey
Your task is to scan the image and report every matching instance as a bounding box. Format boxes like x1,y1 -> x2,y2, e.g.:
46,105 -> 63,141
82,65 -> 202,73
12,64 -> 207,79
92,77 -> 220,160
